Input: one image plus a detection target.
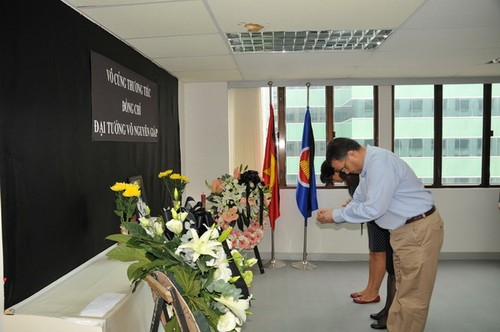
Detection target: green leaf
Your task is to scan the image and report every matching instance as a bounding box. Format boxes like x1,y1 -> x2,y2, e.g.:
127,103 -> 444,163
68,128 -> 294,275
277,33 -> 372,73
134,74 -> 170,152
127,261 -> 150,280
190,298 -> 219,331
192,310 -> 212,332
164,315 -> 181,332
106,233 -> 132,244
122,222 -> 147,237
171,265 -> 202,299
106,245 -> 148,262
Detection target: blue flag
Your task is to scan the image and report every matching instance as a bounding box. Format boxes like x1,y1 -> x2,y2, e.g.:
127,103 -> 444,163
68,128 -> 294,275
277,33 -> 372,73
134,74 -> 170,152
296,107 -> 318,218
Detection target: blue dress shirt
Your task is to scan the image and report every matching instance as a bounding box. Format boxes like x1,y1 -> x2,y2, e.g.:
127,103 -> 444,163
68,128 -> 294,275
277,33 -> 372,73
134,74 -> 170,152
332,145 -> 434,230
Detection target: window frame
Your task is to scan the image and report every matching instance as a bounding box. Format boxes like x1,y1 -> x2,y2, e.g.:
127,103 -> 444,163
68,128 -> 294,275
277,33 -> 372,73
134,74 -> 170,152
277,85 -> 378,189
273,83 -> 499,189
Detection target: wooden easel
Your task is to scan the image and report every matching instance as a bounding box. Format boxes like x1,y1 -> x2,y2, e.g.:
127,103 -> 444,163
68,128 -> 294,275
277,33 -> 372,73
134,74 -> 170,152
146,271 -> 200,332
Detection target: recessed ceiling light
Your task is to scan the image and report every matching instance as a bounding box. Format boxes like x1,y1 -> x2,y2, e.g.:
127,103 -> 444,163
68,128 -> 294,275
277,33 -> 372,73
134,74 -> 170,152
225,29 -> 393,53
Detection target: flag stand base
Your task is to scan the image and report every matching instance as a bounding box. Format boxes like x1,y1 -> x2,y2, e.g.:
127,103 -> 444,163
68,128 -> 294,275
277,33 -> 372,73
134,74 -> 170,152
264,258 -> 286,269
291,260 -> 317,270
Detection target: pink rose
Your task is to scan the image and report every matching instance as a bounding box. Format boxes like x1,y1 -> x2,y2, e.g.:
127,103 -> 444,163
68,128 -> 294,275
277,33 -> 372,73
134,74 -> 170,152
233,167 -> 241,179
221,207 -> 239,222
211,179 -> 223,193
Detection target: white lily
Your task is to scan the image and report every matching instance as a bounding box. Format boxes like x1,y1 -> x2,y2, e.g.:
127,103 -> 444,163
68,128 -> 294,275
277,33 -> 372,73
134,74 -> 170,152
166,218 -> 183,235
178,211 -> 189,222
214,264 -> 232,282
154,220 -> 164,236
217,311 -> 237,332
139,217 -> 150,228
206,246 -> 227,267
176,228 -> 222,262
214,295 -> 251,325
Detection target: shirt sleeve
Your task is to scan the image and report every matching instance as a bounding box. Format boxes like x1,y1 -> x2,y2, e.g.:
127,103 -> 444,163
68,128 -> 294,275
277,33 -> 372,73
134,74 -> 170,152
333,152 -> 399,224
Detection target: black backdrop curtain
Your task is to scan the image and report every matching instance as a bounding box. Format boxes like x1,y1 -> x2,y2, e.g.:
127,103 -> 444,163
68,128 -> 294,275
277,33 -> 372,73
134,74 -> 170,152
0,1 -> 180,308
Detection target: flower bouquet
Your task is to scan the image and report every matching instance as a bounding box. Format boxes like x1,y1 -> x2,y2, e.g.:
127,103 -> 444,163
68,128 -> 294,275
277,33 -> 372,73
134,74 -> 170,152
158,170 -> 190,210
107,171 -> 255,332
206,165 -> 270,250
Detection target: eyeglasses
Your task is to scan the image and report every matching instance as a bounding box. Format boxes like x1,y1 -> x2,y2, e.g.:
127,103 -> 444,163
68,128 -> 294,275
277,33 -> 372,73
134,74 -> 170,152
334,158 -> 349,174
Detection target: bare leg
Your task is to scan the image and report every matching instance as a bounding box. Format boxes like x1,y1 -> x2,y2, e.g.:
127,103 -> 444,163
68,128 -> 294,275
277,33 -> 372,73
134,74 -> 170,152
352,250 -> 373,297
357,251 -> 386,302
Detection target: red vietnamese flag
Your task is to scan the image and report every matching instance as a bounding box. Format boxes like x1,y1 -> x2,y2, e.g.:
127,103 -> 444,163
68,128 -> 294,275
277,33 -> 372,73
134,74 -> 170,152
262,103 -> 280,230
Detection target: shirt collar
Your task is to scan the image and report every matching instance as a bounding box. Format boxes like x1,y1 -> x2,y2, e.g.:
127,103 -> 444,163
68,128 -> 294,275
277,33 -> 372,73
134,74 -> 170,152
360,145 -> 372,178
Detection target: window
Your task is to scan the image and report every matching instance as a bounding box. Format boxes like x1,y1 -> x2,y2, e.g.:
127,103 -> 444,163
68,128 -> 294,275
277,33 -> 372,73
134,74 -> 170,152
334,85 -> 375,143
283,86 -> 326,186
260,83 -> 499,188
261,85 -> 376,187
491,84 -> 500,184
394,83 -> 500,186
442,84 -> 483,185
394,85 -> 434,184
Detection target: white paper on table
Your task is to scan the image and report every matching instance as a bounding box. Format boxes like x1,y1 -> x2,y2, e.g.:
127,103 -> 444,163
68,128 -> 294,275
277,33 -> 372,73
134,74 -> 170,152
79,293 -> 126,317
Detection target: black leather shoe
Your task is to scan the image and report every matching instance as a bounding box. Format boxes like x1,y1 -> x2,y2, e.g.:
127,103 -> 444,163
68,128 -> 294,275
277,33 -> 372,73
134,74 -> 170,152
370,322 -> 387,330
370,313 -> 382,320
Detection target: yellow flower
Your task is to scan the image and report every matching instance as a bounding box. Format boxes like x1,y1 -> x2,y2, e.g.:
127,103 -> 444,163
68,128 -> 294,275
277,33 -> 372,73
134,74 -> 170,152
170,173 -> 181,180
110,182 -> 128,192
123,183 -> 141,197
180,175 -> 190,183
158,170 -> 173,178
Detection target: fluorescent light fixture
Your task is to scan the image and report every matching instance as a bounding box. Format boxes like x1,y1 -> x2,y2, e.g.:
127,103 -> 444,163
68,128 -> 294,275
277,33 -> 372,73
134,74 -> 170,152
225,29 -> 393,53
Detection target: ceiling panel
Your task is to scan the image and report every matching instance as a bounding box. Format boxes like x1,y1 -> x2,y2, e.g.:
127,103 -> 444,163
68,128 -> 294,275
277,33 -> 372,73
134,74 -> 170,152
127,34 -> 230,58
79,1 -> 217,39
208,0 -> 426,31
155,55 -> 237,72
402,0 -> 500,29
61,0 -> 500,83
382,27 -> 500,52
171,69 -> 243,83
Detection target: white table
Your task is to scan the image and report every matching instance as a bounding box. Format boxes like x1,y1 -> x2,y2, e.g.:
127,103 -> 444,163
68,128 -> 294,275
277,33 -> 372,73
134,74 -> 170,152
3,249 -> 155,332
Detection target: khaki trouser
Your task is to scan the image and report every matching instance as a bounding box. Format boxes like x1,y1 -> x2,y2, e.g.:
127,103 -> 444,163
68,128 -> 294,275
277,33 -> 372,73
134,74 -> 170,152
387,211 -> 444,332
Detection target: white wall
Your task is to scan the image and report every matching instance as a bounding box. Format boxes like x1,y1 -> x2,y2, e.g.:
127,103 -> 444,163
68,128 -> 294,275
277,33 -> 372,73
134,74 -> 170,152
178,82 -> 500,261
256,187 -> 500,261
179,82 -> 231,200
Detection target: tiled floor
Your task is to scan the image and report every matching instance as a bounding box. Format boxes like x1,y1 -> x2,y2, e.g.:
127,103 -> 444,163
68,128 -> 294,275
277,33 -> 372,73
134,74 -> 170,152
242,260 -> 500,332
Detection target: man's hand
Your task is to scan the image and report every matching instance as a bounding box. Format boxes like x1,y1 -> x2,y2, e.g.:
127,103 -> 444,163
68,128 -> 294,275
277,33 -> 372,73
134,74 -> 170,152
316,208 -> 334,224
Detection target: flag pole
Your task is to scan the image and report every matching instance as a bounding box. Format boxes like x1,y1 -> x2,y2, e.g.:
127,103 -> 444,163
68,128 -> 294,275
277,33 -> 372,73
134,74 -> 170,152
264,226 -> 286,268
292,82 -> 317,270
264,81 -> 286,269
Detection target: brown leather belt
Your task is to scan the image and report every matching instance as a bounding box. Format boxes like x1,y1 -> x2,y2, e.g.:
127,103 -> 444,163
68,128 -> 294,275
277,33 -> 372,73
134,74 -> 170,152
406,205 -> 436,224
